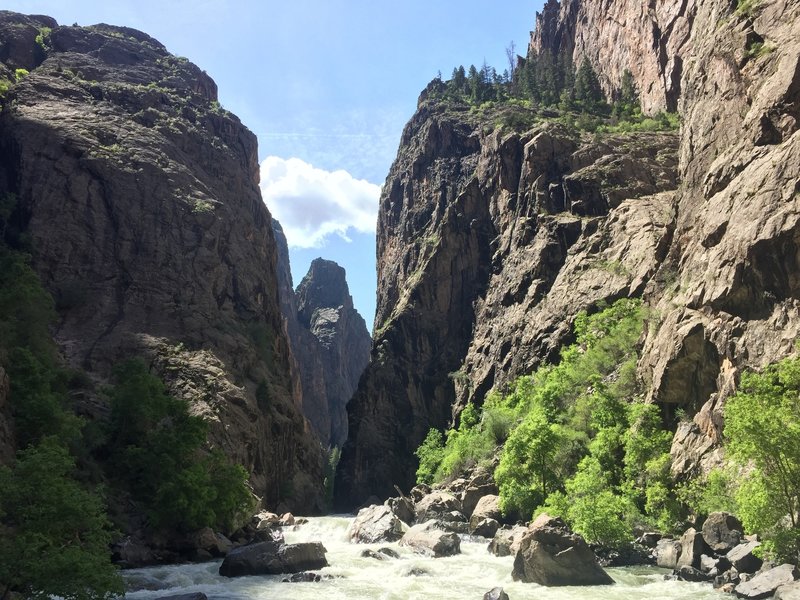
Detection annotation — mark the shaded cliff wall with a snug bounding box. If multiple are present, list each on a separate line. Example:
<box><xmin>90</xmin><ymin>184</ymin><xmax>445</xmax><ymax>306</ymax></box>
<box><xmin>337</xmin><ymin>0</ymin><xmax>800</xmax><ymax>506</ymax></box>
<box><xmin>273</xmin><ymin>221</ymin><xmax>371</xmax><ymax>448</ymax></box>
<box><xmin>0</xmin><ymin>12</ymin><xmax>324</xmax><ymax>511</ymax></box>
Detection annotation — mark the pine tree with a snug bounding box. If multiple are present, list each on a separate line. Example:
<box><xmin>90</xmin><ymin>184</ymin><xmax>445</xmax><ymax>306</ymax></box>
<box><xmin>574</xmin><ymin>57</ymin><xmax>604</xmax><ymax>111</ymax></box>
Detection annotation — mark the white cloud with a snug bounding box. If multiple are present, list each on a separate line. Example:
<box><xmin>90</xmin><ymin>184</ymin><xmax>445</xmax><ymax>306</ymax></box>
<box><xmin>259</xmin><ymin>156</ymin><xmax>381</xmax><ymax>248</ymax></box>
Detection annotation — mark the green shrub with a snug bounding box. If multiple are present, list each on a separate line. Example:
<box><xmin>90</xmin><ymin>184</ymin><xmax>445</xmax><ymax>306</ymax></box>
<box><xmin>724</xmin><ymin>354</ymin><xmax>800</xmax><ymax>562</ymax></box>
<box><xmin>14</xmin><ymin>69</ymin><xmax>29</xmax><ymax>82</ymax></box>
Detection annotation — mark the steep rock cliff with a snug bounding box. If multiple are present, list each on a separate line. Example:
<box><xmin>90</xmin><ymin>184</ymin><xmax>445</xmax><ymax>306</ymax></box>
<box><xmin>0</xmin><ymin>12</ymin><xmax>324</xmax><ymax>511</ymax></box>
<box><xmin>273</xmin><ymin>221</ymin><xmax>371</xmax><ymax>448</ymax></box>
<box><xmin>337</xmin><ymin>0</ymin><xmax>800</xmax><ymax>506</ymax></box>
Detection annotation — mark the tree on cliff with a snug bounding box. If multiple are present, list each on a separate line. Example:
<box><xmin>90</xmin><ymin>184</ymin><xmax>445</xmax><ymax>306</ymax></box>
<box><xmin>574</xmin><ymin>57</ymin><xmax>604</xmax><ymax>110</ymax></box>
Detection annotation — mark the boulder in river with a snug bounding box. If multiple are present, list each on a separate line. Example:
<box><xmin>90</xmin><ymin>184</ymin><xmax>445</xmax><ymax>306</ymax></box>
<box><xmin>400</xmin><ymin>519</ymin><xmax>461</xmax><ymax>557</ymax></box>
<box><xmin>415</xmin><ymin>490</ymin><xmax>463</xmax><ymax>523</ymax></box>
<box><xmin>734</xmin><ymin>564</ymin><xmax>799</xmax><ymax>600</ymax></box>
<box><xmin>677</xmin><ymin>527</ymin><xmax>710</xmax><ymax>569</ymax></box>
<box><xmin>483</xmin><ymin>587</ymin><xmax>510</xmax><ymax>600</ymax></box>
<box><xmin>489</xmin><ymin>524</ymin><xmax>528</xmax><ymax>557</ymax></box>
<box><xmin>347</xmin><ymin>504</ymin><xmax>408</xmax><ymax>543</ymax></box>
<box><xmin>727</xmin><ymin>540</ymin><xmax>763</xmax><ymax>574</ymax></box>
<box><xmin>702</xmin><ymin>512</ymin><xmax>743</xmax><ymax>553</ymax></box>
<box><xmin>470</xmin><ymin>495</ymin><xmax>501</xmax><ymax>529</ymax></box>
<box><xmin>472</xmin><ymin>518</ymin><xmax>500</xmax><ymax>539</ymax></box>
<box><xmin>218</xmin><ymin>540</ymin><xmax>327</xmax><ymax>577</ymax></box>
<box><xmin>655</xmin><ymin>538</ymin><xmax>682</xmax><ymax>569</ymax></box>
<box><xmin>511</xmin><ymin>514</ymin><xmax>614</xmax><ymax>586</ymax></box>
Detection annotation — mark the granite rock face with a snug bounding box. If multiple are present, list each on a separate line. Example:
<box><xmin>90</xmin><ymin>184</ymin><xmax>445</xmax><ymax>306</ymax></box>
<box><xmin>336</xmin><ymin>0</ymin><xmax>800</xmax><ymax>507</ymax></box>
<box><xmin>273</xmin><ymin>226</ymin><xmax>371</xmax><ymax>449</ymax></box>
<box><xmin>0</xmin><ymin>12</ymin><xmax>324</xmax><ymax>510</ymax></box>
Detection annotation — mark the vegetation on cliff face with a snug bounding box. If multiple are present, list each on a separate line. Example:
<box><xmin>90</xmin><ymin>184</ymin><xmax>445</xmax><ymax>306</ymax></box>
<box><xmin>105</xmin><ymin>360</ymin><xmax>254</xmax><ymax>533</ymax></box>
<box><xmin>425</xmin><ymin>49</ymin><xmax>678</xmax><ymax>136</ymax></box>
<box><xmin>0</xmin><ymin>203</ymin><xmax>122</xmax><ymax>598</ymax></box>
<box><xmin>0</xmin><ymin>199</ymin><xmax>251</xmax><ymax>595</ymax></box>
<box><xmin>415</xmin><ymin>299</ymin><xmax>679</xmax><ymax>545</ymax></box>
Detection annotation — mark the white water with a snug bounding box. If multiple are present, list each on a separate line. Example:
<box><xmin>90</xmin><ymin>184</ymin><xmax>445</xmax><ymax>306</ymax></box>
<box><xmin>123</xmin><ymin>516</ymin><xmax>727</xmax><ymax>600</ymax></box>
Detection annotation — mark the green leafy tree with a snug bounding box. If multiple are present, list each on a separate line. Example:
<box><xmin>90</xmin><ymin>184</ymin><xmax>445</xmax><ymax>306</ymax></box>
<box><xmin>725</xmin><ymin>355</ymin><xmax>800</xmax><ymax>561</ymax></box>
<box><xmin>415</xmin><ymin>428</ymin><xmax>445</xmax><ymax>484</ymax></box>
<box><xmin>0</xmin><ymin>438</ymin><xmax>123</xmax><ymax>600</ymax></box>
<box><xmin>496</xmin><ymin>403</ymin><xmax>566</xmax><ymax>517</ymax></box>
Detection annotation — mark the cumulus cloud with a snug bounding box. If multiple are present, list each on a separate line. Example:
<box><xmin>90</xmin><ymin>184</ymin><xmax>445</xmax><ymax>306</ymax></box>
<box><xmin>259</xmin><ymin>156</ymin><xmax>381</xmax><ymax>248</ymax></box>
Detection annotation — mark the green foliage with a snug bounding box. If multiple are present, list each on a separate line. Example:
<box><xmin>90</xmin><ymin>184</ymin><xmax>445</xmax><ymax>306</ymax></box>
<box><xmin>14</xmin><ymin>68</ymin><xmax>29</xmax><ymax>82</ymax></box>
<box><xmin>106</xmin><ymin>359</ymin><xmax>253</xmax><ymax>533</ymax></box>
<box><xmin>677</xmin><ymin>467</ymin><xmax>738</xmax><ymax>518</ymax></box>
<box><xmin>412</xmin><ymin>298</ymin><xmax>680</xmax><ymax>541</ymax></box>
<box><xmin>735</xmin><ymin>0</ymin><xmax>760</xmax><ymax>18</ymax></box>
<box><xmin>497</xmin><ymin>403</ymin><xmax>567</xmax><ymax>516</ymax></box>
<box><xmin>0</xmin><ymin>437</ymin><xmax>123</xmax><ymax>600</ymax></box>
<box><xmin>35</xmin><ymin>27</ymin><xmax>52</xmax><ymax>51</ymax></box>
<box><xmin>574</xmin><ymin>58</ymin><xmax>604</xmax><ymax>111</ymax></box>
<box><xmin>724</xmin><ymin>355</ymin><xmax>800</xmax><ymax>562</ymax></box>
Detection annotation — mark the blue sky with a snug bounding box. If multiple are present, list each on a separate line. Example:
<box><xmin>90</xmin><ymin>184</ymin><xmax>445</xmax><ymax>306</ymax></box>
<box><xmin>6</xmin><ymin>0</ymin><xmax>543</xmax><ymax>328</ymax></box>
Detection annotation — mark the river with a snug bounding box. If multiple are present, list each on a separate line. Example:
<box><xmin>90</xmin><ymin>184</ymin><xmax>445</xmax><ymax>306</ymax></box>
<box><xmin>123</xmin><ymin>516</ymin><xmax>727</xmax><ymax>600</ymax></box>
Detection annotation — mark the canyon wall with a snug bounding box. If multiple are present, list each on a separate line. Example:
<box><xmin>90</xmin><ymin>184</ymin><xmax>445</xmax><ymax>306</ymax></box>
<box><xmin>336</xmin><ymin>0</ymin><xmax>800</xmax><ymax>507</ymax></box>
<box><xmin>0</xmin><ymin>12</ymin><xmax>324</xmax><ymax>512</ymax></box>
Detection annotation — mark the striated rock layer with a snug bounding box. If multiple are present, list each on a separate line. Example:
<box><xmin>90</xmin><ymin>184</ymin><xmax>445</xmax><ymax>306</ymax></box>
<box><xmin>273</xmin><ymin>221</ymin><xmax>371</xmax><ymax>448</ymax></box>
<box><xmin>0</xmin><ymin>12</ymin><xmax>324</xmax><ymax>511</ymax></box>
<box><xmin>336</xmin><ymin>0</ymin><xmax>800</xmax><ymax>506</ymax></box>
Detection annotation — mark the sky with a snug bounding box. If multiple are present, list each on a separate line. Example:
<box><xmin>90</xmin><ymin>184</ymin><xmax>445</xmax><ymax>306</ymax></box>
<box><xmin>5</xmin><ymin>0</ymin><xmax>543</xmax><ymax>329</ymax></box>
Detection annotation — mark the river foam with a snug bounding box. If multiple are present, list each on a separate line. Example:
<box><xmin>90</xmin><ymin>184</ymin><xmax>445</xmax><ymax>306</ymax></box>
<box><xmin>123</xmin><ymin>515</ymin><xmax>727</xmax><ymax>600</ymax></box>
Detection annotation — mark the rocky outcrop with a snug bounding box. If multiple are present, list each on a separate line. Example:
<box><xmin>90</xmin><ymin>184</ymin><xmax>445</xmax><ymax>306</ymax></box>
<box><xmin>273</xmin><ymin>223</ymin><xmax>371</xmax><ymax>448</ymax></box>
<box><xmin>337</xmin><ymin>0</ymin><xmax>800</xmax><ymax>507</ymax></box>
<box><xmin>0</xmin><ymin>13</ymin><xmax>323</xmax><ymax>511</ymax></box>
<box><xmin>511</xmin><ymin>515</ymin><xmax>613</xmax><ymax>586</ymax></box>
<box><xmin>218</xmin><ymin>540</ymin><xmax>328</xmax><ymax>577</ymax></box>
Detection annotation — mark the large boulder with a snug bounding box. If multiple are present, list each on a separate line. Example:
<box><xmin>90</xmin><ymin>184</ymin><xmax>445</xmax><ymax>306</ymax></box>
<box><xmin>347</xmin><ymin>504</ymin><xmax>407</xmax><ymax>543</ymax></box>
<box><xmin>511</xmin><ymin>514</ymin><xmax>614</xmax><ymax>586</ymax></box>
<box><xmin>734</xmin><ymin>564</ymin><xmax>799</xmax><ymax>600</ymax></box>
<box><xmin>185</xmin><ymin>527</ymin><xmax>232</xmax><ymax>559</ymax></box>
<box><xmin>655</xmin><ymin>538</ymin><xmax>682</xmax><ymax>569</ymax></box>
<box><xmin>489</xmin><ymin>525</ymin><xmax>528</xmax><ymax>557</ymax></box>
<box><xmin>386</xmin><ymin>495</ymin><xmax>415</xmax><ymax>525</ymax></box>
<box><xmin>677</xmin><ymin>527</ymin><xmax>710</xmax><ymax>569</ymax></box>
<box><xmin>218</xmin><ymin>541</ymin><xmax>327</xmax><ymax>577</ymax></box>
<box><xmin>399</xmin><ymin>520</ymin><xmax>461</xmax><ymax>557</ymax></box>
<box><xmin>702</xmin><ymin>512</ymin><xmax>743</xmax><ymax>553</ymax></box>
<box><xmin>414</xmin><ymin>491</ymin><xmax>463</xmax><ymax>523</ymax></box>
<box><xmin>472</xmin><ymin>518</ymin><xmax>500</xmax><ymax>539</ymax></box>
<box><xmin>459</xmin><ymin>471</ymin><xmax>499</xmax><ymax>518</ymax></box>
<box><xmin>727</xmin><ymin>541</ymin><xmax>763</xmax><ymax>574</ymax></box>
<box><xmin>469</xmin><ymin>495</ymin><xmax>501</xmax><ymax>530</ymax></box>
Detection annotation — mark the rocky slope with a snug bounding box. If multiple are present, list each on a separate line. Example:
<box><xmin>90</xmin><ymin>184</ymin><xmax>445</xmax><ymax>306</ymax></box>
<box><xmin>0</xmin><ymin>12</ymin><xmax>324</xmax><ymax>512</ymax></box>
<box><xmin>336</xmin><ymin>0</ymin><xmax>800</xmax><ymax>506</ymax></box>
<box><xmin>273</xmin><ymin>221</ymin><xmax>371</xmax><ymax>448</ymax></box>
